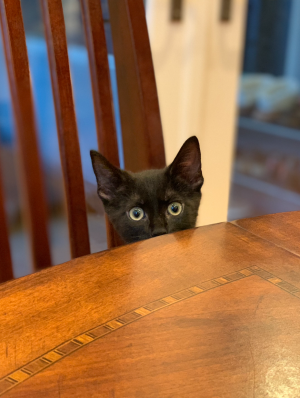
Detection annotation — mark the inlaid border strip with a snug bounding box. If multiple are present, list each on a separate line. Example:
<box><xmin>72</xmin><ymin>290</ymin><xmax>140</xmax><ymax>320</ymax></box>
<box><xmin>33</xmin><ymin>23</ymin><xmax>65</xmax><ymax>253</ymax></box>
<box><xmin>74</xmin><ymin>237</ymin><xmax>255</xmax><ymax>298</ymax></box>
<box><xmin>1</xmin><ymin>266</ymin><xmax>299</xmax><ymax>396</ymax></box>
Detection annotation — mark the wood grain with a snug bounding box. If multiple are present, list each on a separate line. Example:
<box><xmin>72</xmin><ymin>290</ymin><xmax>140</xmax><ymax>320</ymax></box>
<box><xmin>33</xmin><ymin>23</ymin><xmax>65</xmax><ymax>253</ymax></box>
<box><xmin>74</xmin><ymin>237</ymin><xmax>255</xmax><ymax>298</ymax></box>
<box><xmin>4</xmin><ymin>274</ymin><xmax>300</xmax><ymax>397</ymax></box>
<box><xmin>232</xmin><ymin>211</ymin><xmax>300</xmax><ymax>256</ymax></box>
<box><xmin>0</xmin><ymin>0</ymin><xmax>51</xmax><ymax>271</ymax></box>
<box><xmin>40</xmin><ymin>0</ymin><xmax>90</xmax><ymax>258</ymax></box>
<box><xmin>0</xmin><ymin>160</ymin><xmax>13</xmax><ymax>282</ymax></box>
<box><xmin>79</xmin><ymin>0</ymin><xmax>123</xmax><ymax>249</ymax></box>
<box><xmin>2</xmin><ymin>263</ymin><xmax>300</xmax><ymax>396</ymax></box>
<box><xmin>1</xmin><ymin>212</ymin><xmax>300</xmax><ymax>396</ymax></box>
<box><xmin>108</xmin><ymin>0</ymin><xmax>166</xmax><ymax>172</ymax></box>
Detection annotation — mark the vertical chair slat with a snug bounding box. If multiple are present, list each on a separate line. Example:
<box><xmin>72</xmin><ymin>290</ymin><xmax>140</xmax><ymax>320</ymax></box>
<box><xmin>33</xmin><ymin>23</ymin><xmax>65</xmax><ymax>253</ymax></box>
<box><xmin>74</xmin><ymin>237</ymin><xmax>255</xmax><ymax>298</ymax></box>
<box><xmin>80</xmin><ymin>0</ymin><xmax>119</xmax><ymax>167</ymax></box>
<box><xmin>0</xmin><ymin>0</ymin><xmax>51</xmax><ymax>271</ymax></box>
<box><xmin>40</xmin><ymin>0</ymin><xmax>90</xmax><ymax>258</ymax></box>
<box><xmin>0</xmin><ymin>162</ymin><xmax>13</xmax><ymax>282</ymax></box>
<box><xmin>108</xmin><ymin>0</ymin><xmax>166</xmax><ymax>172</ymax></box>
<box><xmin>80</xmin><ymin>0</ymin><xmax>123</xmax><ymax>249</ymax></box>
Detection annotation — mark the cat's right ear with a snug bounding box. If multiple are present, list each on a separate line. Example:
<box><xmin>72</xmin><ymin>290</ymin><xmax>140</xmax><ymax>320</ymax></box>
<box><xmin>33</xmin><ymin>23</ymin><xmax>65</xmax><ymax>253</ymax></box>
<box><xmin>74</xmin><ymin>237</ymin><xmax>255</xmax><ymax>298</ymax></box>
<box><xmin>90</xmin><ymin>150</ymin><xmax>125</xmax><ymax>202</ymax></box>
<box><xmin>168</xmin><ymin>136</ymin><xmax>204</xmax><ymax>191</ymax></box>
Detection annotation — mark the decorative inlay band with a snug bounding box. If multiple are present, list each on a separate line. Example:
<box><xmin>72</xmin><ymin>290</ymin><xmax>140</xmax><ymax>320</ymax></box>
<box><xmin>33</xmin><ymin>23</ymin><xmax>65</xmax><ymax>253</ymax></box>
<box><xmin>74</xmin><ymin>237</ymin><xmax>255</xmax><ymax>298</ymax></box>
<box><xmin>1</xmin><ymin>266</ymin><xmax>299</xmax><ymax>396</ymax></box>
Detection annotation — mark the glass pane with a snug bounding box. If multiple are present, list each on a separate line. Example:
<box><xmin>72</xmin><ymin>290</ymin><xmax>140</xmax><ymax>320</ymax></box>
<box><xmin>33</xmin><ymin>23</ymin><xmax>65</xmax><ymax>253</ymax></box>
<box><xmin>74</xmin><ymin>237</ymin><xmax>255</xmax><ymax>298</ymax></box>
<box><xmin>229</xmin><ymin>0</ymin><xmax>300</xmax><ymax>220</ymax></box>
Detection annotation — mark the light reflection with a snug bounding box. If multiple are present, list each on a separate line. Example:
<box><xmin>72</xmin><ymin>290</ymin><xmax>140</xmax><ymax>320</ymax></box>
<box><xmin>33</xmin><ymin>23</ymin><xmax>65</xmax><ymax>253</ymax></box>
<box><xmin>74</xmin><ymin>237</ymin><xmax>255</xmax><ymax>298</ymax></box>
<box><xmin>265</xmin><ymin>358</ymin><xmax>300</xmax><ymax>397</ymax></box>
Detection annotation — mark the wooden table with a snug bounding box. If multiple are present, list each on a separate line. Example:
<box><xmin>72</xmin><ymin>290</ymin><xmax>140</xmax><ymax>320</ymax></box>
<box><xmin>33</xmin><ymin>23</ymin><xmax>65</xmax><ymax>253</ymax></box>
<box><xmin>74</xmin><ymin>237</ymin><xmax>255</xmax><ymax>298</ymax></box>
<box><xmin>1</xmin><ymin>212</ymin><xmax>300</xmax><ymax>397</ymax></box>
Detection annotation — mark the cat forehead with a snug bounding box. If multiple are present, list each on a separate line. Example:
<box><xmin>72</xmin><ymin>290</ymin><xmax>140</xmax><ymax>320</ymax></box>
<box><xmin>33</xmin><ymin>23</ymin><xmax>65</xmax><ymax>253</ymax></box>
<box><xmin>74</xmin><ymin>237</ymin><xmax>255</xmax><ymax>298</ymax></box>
<box><xmin>130</xmin><ymin>168</ymin><xmax>166</xmax><ymax>187</ymax></box>
<box><xmin>128</xmin><ymin>169</ymin><xmax>180</xmax><ymax>202</ymax></box>
<box><xmin>128</xmin><ymin>168</ymin><xmax>168</xmax><ymax>198</ymax></box>
<box><xmin>131</xmin><ymin>168</ymin><xmax>166</xmax><ymax>180</ymax></box>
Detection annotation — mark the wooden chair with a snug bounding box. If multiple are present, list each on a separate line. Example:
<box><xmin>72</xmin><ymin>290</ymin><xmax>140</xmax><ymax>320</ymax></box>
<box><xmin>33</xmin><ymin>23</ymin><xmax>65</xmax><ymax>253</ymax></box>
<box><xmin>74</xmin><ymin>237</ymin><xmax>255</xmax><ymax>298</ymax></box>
<box><xmin>0</xmin><ymin>0</ymin><xmax>165</xmax><ymax>283</ymax></box>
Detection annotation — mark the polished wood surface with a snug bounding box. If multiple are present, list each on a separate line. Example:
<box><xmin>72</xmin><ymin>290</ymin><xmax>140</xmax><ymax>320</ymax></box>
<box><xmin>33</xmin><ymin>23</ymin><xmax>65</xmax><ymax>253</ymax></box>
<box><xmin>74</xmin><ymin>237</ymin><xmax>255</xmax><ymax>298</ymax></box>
<box><xmin>1</xmin><ymin>212</ymin><xmax>300</xmax><ymax>397</ymax></box>
<box><xmin>233</xmin><ymin>211</ymin><xmax>300</xmax><ymax>256</ymax></box>
<box><xmin>108</xmin><ymin>0</ymin><xmax>166</xmax><ymax>172</ymax></box>
<box><xmin>41</xmin><ymin>0</ymin><xmax>90</xmax><ymax>258</ymax></box>
<box><xmin>0</xmin><ymin>0</ymin><xmax>52</xmax><ymax>272</ymax></box>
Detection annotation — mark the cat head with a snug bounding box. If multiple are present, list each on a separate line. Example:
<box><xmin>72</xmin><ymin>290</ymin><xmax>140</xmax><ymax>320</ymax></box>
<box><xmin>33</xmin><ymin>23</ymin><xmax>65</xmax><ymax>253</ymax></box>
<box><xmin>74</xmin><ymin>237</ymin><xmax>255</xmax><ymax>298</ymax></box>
<box><xmin>90</xmin><ymin>136</ymin><xmax>204</xmax><ymax>243</ymax></box>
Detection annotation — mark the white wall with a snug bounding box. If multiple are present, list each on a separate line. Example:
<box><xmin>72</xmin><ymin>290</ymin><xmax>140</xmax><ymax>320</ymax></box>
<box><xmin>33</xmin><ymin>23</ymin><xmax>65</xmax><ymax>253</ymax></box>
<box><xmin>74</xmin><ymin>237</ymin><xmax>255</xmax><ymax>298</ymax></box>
<box><xmin>147</xmin><ymin>0</ymin><xmax>247</xmax><ymax>226</ymax></box>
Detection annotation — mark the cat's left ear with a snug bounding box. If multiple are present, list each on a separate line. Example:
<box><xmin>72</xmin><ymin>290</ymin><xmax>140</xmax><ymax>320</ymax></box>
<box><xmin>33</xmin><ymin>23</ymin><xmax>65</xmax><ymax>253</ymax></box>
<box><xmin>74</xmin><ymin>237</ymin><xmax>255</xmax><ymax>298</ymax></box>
<box><xmin>168</xmin><ymin>136</ymin><xmax>204</xmax><ymax>191</ymax></box>
<box><xmin>90</xmin><ymin>150</ymin><xmax>128</xmax><ymax>202</ymax></box>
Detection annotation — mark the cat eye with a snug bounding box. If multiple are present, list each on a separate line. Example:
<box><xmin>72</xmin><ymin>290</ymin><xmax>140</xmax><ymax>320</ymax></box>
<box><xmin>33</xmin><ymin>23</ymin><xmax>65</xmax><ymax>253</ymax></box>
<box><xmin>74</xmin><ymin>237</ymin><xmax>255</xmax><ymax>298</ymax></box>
<box><xmin>168</xmin><ymin>202</ymin><xmax>183</xmax><ymax>216</ymax></box>
<box><xmin>128</xmin><ymin>207</ymin><xmax>145</xmax><ymax>221</ymax></box>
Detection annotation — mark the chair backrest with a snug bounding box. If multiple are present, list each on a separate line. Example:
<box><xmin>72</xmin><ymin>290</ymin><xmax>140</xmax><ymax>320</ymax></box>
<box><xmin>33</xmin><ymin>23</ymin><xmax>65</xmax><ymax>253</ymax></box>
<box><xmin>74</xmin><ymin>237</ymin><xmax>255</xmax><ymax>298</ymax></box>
<box><xmin>0</xmin><ymin>0</ymin><xmax>165</xmax><ymax>283</ymax></box>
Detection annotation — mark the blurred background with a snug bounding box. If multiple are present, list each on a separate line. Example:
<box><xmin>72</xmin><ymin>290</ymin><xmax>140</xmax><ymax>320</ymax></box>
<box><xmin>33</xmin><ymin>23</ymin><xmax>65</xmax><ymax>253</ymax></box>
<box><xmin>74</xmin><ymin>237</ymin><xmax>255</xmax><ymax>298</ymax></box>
<box><xmin>1</xmin><ymin>0</ymin><xmax>300</xmax><ymax>277</ymax></box>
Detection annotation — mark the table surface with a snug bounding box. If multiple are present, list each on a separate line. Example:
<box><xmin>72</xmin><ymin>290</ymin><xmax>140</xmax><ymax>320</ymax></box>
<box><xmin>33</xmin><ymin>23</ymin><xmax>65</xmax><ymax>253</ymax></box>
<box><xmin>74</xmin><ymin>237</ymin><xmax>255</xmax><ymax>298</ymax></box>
<box><xmin>1</xmin><ymin>211</ymin><xmax>300</xmax><ymax>397</ymax></box>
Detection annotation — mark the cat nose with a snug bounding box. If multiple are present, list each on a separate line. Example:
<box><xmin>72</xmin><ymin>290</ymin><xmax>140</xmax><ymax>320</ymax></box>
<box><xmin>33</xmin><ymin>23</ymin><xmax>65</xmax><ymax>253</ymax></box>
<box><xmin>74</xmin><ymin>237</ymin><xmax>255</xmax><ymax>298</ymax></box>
<box><xmin>152</xmin><ymin>228</ymin><xmax>167</xmax><ymax>238</ymax></box>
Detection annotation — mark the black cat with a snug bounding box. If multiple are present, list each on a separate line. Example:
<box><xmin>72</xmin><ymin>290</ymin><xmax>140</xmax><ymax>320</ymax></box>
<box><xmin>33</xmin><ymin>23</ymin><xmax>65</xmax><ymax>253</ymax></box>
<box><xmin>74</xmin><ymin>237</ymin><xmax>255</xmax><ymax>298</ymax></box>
<box><xmin>90</xmin><ymin>136</ymin><xmax>204</xmax><ymax>243</ymax></box>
